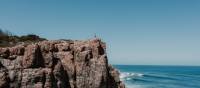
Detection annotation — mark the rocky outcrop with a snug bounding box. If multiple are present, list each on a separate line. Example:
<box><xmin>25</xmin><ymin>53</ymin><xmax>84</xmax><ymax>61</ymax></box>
<box><xmin>0</xmin><ymin>38</ymin><xmax>125</xmax><ymax>88</ymax></box>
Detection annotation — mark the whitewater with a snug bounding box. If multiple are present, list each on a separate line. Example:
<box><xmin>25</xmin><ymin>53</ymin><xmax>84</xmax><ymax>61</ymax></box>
<box><xmin>115</xmin><ymin>65</ymin><xmax>200</xmax><ymax>88</ymax></box>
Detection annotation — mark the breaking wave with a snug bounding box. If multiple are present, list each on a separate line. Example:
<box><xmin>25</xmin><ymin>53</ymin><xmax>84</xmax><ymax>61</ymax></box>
<box><xmin>116</xmin><ymin>65</ymin><xmax>200</xmax><ymax>88</ymax></box>
<box><xmin>120</xmin><ymin>72</ymin><xmax>144</xmax><ymax>81</ymax></box>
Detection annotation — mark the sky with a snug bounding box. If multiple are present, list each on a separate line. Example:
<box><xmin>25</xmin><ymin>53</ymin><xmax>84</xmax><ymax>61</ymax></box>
<box><xmin>0</xmin><ymin>0</ymin><xmax>200</xmax><ymax>66</ymax></box>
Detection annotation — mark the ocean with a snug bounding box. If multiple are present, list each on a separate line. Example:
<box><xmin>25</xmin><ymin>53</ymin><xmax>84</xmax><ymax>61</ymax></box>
<box><xmin>114</xmin><ymin>65</ymin><xmax>200</xmax><ymax>88</ymax></box>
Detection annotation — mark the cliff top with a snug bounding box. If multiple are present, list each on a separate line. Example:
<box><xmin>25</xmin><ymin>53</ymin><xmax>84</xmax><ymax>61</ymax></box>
<box><xmin>0</xmin><ymin>29</ymin><xmax>46</xmax><ymax>47</ymax></box>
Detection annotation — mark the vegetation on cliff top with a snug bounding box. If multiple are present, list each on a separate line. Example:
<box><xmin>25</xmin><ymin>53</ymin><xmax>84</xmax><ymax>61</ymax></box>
<box><xmin>0</xmin><ymin>29</ymin><xmax>46</xmax><ymax>47</ymax></box>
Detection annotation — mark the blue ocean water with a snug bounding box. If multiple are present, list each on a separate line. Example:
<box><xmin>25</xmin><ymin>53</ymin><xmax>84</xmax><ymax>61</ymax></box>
<box><xmin>114</xmin><ymin>65</ymin><xmax>200</xmax><ymax>88</ymax></box>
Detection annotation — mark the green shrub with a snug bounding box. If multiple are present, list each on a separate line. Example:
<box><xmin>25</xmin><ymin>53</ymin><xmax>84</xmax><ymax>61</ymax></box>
<box><xmin>0</xmin><ymin>29</ymin><xmax>46</xmax><ymax>47</ymax></box>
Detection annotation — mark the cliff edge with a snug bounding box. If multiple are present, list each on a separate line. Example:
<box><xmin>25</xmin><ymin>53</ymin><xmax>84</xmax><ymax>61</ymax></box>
<box><xmin>0</xmin><ymin>38</ymin><xmax>125</xmax><ymax>88</ymax></box>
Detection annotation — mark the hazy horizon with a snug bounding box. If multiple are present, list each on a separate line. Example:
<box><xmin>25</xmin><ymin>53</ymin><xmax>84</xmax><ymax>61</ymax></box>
<box><xmin>0</xmin><ymin>0</ymin><xmax>200</xmax><ymax>66</ymax></box>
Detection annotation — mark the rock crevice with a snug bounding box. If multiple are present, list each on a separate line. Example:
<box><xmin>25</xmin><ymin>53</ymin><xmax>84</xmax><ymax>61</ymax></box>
<box><xmin>0</xmin><ymin>38</ymin><xmax>125</xmax><ymax>88</ymax></box>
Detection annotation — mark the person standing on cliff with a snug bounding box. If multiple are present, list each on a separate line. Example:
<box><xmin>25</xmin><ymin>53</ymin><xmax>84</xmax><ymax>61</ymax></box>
<box><xmin>94</xmin><ymin>33</ymin><xmax>97</xmax><ymax>38</ymax></box>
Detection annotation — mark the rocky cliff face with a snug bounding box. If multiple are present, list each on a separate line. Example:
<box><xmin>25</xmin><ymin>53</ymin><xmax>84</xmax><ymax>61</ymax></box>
<box><xmin>0</xmin><ymin>38</ymin><xmax>125</xmax><ymax>88</ymax></box>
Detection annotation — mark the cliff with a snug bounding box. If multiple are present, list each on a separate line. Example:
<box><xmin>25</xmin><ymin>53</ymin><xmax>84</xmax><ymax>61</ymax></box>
<box><xmin>0</xmin><ymin>38</ymin><xmax>125</xmax><ymax>88</ymax></box>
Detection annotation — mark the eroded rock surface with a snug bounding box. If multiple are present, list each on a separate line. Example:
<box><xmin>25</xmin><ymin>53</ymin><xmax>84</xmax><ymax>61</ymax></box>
<box><xmin>0</xmin><ymin>38</ymin><xmax>125</xmax><ymax>88</ymax></box>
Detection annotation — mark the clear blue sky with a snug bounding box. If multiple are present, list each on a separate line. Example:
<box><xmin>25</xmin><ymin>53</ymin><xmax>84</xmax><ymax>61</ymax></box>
<box><xmin>0</xmin><ymin>0</ymin><xmax>200</xmax><ymax>66</ymax></box>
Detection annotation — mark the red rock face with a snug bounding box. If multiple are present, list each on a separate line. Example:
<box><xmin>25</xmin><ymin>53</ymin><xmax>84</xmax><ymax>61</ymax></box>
<box><xmin>0</xmin><ymin>38</ymin><xmax>125</xmax><ymax>88</ymax></box>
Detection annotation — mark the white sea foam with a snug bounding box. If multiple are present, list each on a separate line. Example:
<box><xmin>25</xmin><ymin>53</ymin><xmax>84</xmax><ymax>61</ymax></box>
<box><xmin>120</xmin><ymin>72</ymin><xmax>144</xmax><ymax>81</ymax></box>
